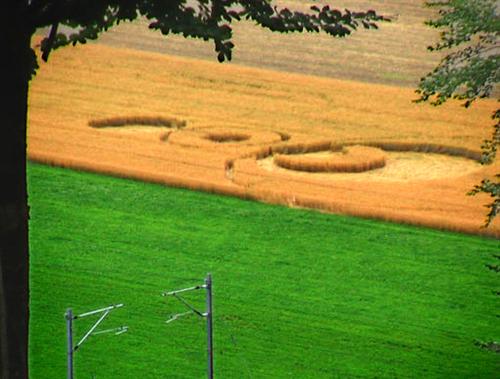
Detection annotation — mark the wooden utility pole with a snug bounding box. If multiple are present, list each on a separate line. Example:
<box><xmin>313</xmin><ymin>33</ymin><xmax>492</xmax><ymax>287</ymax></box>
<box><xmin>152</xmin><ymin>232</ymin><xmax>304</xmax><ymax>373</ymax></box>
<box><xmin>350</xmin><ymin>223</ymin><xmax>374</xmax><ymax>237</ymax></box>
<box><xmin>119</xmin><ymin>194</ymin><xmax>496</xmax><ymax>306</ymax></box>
<box><xmin>163</xmin><ymin>273</ymin><xmax>214</xmax><ymax>378</ymax></box>
<box><xmin>205</xmin><ymin>274</ymin><xmax>213</xmax><ymax>379</ymax></box>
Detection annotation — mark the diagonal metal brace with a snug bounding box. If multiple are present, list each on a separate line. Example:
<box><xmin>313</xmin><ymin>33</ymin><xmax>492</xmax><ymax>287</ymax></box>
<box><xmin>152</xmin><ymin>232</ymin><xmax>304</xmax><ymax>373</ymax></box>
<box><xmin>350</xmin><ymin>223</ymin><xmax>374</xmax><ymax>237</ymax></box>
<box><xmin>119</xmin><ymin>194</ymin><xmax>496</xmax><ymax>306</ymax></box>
<box><xmin>162</xmin><ymin>282</ymin><xmax>207</xmax><ymax>324</ymax></box>
<box><xmin>172</xmin><ymin>293</ymin><xmax>206</xmax><ymax>318</ymax></box>
<box><xmin>74</xmin><ymin>310</ymin><xmax>110</xmax><ymax>350</ymax></box>
<box><xmin>72</xmin><ymin>304</ymin><xmax>127</xmax><ymax>351</ymax></box>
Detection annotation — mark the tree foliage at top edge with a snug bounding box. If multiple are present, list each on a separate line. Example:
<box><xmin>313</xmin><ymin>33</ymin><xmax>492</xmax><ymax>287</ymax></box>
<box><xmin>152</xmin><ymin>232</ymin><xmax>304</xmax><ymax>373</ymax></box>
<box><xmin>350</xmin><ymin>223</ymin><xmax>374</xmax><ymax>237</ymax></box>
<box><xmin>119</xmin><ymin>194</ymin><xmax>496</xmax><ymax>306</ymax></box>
<box><xmin>416</xmin><ymin>0</ymin><xmax>499</xmax><ymax>107</ymax></box>
<box><xmin>21</xmin><ymin>0</ymin><xmax>388</xmax><ymax>78</ymax></box>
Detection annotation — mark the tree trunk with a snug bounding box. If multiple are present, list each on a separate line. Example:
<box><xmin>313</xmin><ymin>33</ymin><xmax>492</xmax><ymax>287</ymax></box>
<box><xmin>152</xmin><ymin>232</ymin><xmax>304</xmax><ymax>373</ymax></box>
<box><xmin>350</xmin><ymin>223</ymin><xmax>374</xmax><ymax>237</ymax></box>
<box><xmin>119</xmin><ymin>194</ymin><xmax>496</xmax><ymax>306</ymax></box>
<box><xmin>1</xmin><ymin>8</ymin><xmax>32</xmax><ymax>378</ymax></box>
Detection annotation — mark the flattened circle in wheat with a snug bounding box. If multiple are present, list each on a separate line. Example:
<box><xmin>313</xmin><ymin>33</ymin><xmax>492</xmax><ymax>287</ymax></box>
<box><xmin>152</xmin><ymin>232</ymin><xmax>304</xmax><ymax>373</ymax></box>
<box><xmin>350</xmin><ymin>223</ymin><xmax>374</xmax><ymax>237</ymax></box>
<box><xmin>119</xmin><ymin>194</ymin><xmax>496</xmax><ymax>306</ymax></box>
<box><xmin>245</xmin><ymin>141</ymin><xmax>483</xmax><ymax>183</ymax></box>
<box><xmin>89</xmin><ymin>115</ymin><xmax>187</xmax><ymax>129</ymax></box>
<box><xmin>166</xmin><ymin>127</ymin><xmax>283</xmax><ymax>148</ymax></box>
<box><xmin>274</xmin><ymin>145</ymin><xmax>387</xmax><ymax>173</ymax></box>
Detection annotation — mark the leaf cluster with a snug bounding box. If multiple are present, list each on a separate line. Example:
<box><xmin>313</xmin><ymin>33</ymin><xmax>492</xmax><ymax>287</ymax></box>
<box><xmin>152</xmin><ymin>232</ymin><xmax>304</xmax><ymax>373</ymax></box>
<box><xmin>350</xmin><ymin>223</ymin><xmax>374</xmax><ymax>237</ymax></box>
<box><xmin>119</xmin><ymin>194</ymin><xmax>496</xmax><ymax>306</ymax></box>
<box><xmin>416</xmin><ymin>0</ymin><xmax>499</xmax><ymax>107</ymax></box>
<box><xmin>468</xmin><ymin>174</ymin><xmax>500</xmax><ymax>226</ymax></box>
<box><xmin>480</xmin><ymin>109</ymin><xmax>500</xmax><ymax>164</ymax></box>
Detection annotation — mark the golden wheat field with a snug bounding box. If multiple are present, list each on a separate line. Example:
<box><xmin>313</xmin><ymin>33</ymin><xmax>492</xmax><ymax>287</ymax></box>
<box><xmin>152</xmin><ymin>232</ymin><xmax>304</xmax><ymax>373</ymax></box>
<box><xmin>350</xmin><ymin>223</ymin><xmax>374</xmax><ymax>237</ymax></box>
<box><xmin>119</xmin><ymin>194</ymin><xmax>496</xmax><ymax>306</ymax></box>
<box><xmin>28</xmin><ymin>2</ymin><xmax>499</xmax><ymax>237</ymax></box>
<box><xmin>95</xmin><ymin>0</ymin><xmax>445</xmax><ymax>88</ymax></box>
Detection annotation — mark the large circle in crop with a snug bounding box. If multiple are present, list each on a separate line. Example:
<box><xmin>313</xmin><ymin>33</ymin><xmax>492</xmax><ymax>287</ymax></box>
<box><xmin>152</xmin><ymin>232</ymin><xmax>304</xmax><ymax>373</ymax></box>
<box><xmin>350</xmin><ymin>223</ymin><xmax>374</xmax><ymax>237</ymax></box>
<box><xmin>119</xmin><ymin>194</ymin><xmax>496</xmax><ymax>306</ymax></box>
<box><xmin>259</xmin><ymin>149</ymin><xmax>481</xmax><ymax>182</ymax></box>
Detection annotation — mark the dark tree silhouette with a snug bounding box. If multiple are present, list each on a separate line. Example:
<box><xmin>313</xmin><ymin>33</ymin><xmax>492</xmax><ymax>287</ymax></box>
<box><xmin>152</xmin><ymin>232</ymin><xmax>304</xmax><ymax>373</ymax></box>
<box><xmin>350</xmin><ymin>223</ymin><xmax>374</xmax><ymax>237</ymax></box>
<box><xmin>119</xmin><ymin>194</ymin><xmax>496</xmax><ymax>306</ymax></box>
<box><xmin>1</xmin><ymin>1</ymin><xmax>386</xmax><ymax>377</ymax></box>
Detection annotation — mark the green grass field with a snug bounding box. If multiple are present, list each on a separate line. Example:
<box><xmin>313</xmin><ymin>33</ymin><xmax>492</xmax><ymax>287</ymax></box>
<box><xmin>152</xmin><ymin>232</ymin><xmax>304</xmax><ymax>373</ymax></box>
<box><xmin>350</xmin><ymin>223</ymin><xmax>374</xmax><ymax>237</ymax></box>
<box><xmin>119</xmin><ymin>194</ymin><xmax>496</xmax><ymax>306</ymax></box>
<box><xmin>28</xmin><ymin>163</ymin><xmax>498</xmax><ymax>378</ymax></box>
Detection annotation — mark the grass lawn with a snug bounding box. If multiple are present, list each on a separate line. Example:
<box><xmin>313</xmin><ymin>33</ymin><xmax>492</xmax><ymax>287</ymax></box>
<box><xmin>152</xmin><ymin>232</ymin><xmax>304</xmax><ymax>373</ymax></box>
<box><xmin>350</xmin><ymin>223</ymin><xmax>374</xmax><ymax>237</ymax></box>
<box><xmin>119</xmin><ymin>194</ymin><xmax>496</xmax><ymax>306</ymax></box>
<box><xmin>28</xmin><ymin>163</ymin><xmax>499</xmax><ymax>378</ymax></box>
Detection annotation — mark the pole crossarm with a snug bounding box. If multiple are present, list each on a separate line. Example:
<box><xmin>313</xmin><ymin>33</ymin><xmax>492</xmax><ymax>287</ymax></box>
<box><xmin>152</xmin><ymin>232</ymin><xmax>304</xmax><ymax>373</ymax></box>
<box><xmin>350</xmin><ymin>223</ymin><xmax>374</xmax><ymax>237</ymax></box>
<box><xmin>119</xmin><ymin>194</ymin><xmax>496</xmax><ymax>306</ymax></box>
<box><xmin>162</xmin><ymin>285</ymin><xmax>205</xmax><ymax>297</ymax></box>
<box><xmin>74</xmin><ymin>303</ymin><xmax>124</xmax><ymax>319</ymax></box>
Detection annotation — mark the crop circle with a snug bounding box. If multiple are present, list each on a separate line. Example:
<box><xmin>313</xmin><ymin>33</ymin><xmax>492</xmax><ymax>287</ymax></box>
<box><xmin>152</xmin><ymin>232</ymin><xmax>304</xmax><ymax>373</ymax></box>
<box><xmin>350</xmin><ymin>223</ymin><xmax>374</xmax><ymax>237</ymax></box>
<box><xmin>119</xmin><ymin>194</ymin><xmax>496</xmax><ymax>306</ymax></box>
<box><xmin>273</xmin><ymin>145</ymin><xmax>386</xmax><ymax>173</ymax></box>
<box><xmin>89</xmin><ymin>116</ymin><xmax>186</xmax><ymax>129</ymax></box>
<box><xmin>253</xmin><ymin>142</ymin><xmax>483</xmax><ymax>182</ymax></box>
<box><xmin>166</xmin><ymin>127</ymin><xmax>283</xmax><ymax>148</ymax></box>
<box><xmin>204</xmin><ymin>132</ymin><xmax>251</xmax><ymax>143</ymax></box>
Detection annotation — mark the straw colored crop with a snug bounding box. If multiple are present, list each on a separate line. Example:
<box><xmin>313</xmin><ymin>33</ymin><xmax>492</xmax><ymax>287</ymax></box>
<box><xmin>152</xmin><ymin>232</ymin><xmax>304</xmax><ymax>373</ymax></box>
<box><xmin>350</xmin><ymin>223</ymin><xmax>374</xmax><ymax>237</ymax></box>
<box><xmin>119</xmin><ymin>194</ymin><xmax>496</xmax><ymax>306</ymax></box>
<box><xmin>28</xmin><ymin>32</ymin><xmax>499</xmax><ymax>236</ymax></box>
